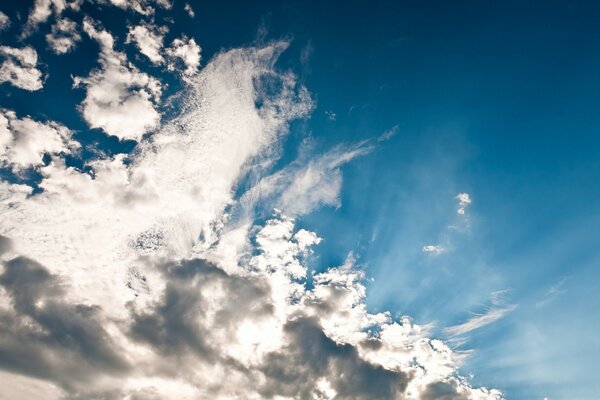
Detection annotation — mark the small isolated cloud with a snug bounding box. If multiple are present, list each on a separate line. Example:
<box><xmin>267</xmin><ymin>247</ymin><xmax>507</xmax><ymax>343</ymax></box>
<box><xmin>166</xmin><ymin>35</ymin><xmax>201</xmax><ymax>76</ymax></box>
<box><xmin>378</xmin><ymin>124</ymin><xmax>399</xmax><ymax>142</ymax></box>
<box><xmin>126</xmin><ymin>23</ymin><xmax>168</xmax><ymax>65</ymax></box>
<box><xmin>73</xmin><ymin>19</ymin><xmax>162</xmax><ymax>140</ymax></box>
<box><xmin>46</xmin><ymin>18</ymin><xmax>81</xmax><ymax>54</ymax></box>
<box><xmin>0</xmin><ymin>11</ymin><xmax>10</xmax><ymax>31</ymax></box>
<box><xmin>22</xmin><ymin>0</ymin><xmax>81</xmax><ymax>37</ymax></box>
<box><xmin>325</xmin><ymin>110</ymin><xmax>336</xmax><ymax>121</ymax></box>
<box><xmin>456</xmin><ymin>192</ymin><xmax>471</xmax><ymax>215</ymax></box>
<box><xmin>535</xmin><ymin>278</ymin><xmax>568</xmax><ymax>308</ymax></box>
<box><xmin>184</xmin><ymin>2</ymin><xmax>195</xmax><ymax>17</ymax></box>
<box><xmin>0</xmin><ymin>109</ymin><xmax>79</xmax><ymax>171</ymax></box>
<box><xmin>0</xmin><ymin>46</ymin><xmax>44</xmax><ymax>91</ymax></box>
<box><xmin>422</xmin><ymin>244</ymin><xmax>445</xmax><ymax>255</ymax></box>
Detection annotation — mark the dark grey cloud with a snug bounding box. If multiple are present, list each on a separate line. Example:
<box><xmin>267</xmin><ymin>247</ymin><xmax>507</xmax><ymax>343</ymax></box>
<box><xmin>0</xmin><ymin>257</ymin><xmax>128</xmax><ymax>393</ymax></box>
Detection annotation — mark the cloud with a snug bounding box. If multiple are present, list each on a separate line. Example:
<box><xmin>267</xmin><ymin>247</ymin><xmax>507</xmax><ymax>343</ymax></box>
<box><xmin>241</xmin><ymin>142</ymin><xmax>370</xmax><ymax>217</ymax></box>
<box><xmin>184</xmin><ymin>3</ymin><xmax>195</xmax><ymax>18</ymax></box>
<box><xmin>535</xmin><ymin>278</ymin><xmax>568</xmax><ymax>308</ymax></box>
<box><xmin>46</xmin><ymin>18</ymin><xmax>81</xmax><ymax>54</ymax></box>
<box><xmin>166</xmin><ymin>36</ymin><xmax>201</xmax><ymax>76</ymax></box>
<box><xmin>22</xmin><ymin>0</ymin><xmax>81</xmax><ymax>37</ymax></box>
<box><xmin>422</xmin><ymin>244</ymin><xmax>446</xmax><ymax>254</ymax></box>
<box><xmin>0</xmin><ymin>35</ymin><xmax>502</xmax><ymax>399</ymax></box>
<box><xmin>456</xmin><ymin>192</ymin><xmax>471</xmax><ymax>215</ymax></box>
<box><xmin>0</xmin><ymin>11</ymin><xmax>10</xmax><ymax>31</ymax></box>
<box><xmin>325</xmin><ymin>110</ymin><xmax>336</xmax><ymax>121</ymax></box>
<box><xmin>0</xmin><ymin>46</ymin><xmax>44</xmax><ymax>91</ymax></box>
<box><xmin>127</xmin><ymin>23</ymin><xmax>168</xmax><ymax>65</ymax></box>
<box><xmin>73</xmin><ymin>19</ymin><xmax>162</xmax><ymax>140</ymax></box>
<box><xmin>0</xmin><ymin>109</ymin><xmax>78</xmax><ymax>171</ymax></box>
<box><xmin>97</xmin><ymin>0</ymin><xmax>172</xmax><ymax>16</ymax></box>
<box><xmin>444</xmin><ymin>291</ymin><xmax>516</xmax><ymax>338</ymax></box>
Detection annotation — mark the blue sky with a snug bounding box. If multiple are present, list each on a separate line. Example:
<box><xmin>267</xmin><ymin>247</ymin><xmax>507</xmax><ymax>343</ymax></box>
<box><xmin>0</xmin><ymin>1</ymin><xmax>599</xmax><ymax>399</ymax></box>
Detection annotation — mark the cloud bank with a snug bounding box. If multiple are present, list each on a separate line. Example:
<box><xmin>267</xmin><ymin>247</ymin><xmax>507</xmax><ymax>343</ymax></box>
<box><xmin>0</xmin><ymin>5</ymin><xmax>503</xmax><ymax>399</ymax></box>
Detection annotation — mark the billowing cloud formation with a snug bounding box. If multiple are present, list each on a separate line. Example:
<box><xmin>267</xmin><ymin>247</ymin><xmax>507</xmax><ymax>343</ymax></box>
<box><xmin>0</xmin><ymin>34</ymin><xmax>502</xmax><ymax>400</ymax></box>
<box><xmin>46</xmin><ymin>17</ymin><xmax>81</xmax><ymax>54</ymax></box>
<box><xmin>22</xmin><ymin>0</ymin><xmax>82</xmax><ymax>36</ymax></box>
<box><xmin>0</xmin><ymin>109</ymin><xmax>78</xmax><ymax>171</ymax></box>
<box><xmin>0</xmin><ymin>46</ymin><xmax>44</xmax><ymax>91</ymax></box>
<box><xmin>127</xmin><ymin>23</ymin><xmax>168</xmax><ymax>65</ymax></box>
<box><xmin>73</xmin><ymin>18</ymin><xmax>162</xmax><ymax>140</ymax></box>
<box><xmin>166</xmin><ymin>35</ymin><xmax>201</xmax><ymax>76</ymax></box>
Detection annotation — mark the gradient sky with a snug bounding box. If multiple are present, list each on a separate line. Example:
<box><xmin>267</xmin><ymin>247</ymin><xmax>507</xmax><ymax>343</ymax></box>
<box><xmin>1</xmin><ymin>1</ymin><xmax>599</xmax><ymax>399</ymax></box>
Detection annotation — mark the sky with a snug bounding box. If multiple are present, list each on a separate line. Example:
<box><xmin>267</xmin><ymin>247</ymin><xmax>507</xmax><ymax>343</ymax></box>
<box><xmin>0</xmin><ymin>1</ymin><xmax>599</xmax><ymax>399</ymax></box>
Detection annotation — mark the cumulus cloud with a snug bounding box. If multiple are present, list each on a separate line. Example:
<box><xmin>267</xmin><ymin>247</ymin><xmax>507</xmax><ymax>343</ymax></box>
<box><xmin>456</xmin><ymin>192</ymin><xmax>472</xmax><ymax>215</ymax></box>
<box><xmin>46</xmin><ymin>18</ymin><xmax>81</xmax><ymax>54</ymax></box>
<box><xmin>422</xmin><ymin>244</ymin><xmax>445</xmax><ymax>254</ymax></box>
<box><xmin>0</xmin><ymin>46</ymin><xmax>44</xmax><ymax>91</ymax></box>
<box><xmin>0</xmin><ymin>38</ymin><xmax>502</xmax><ymax>399</ymax></box>
<box><xmin>73</xmin><ymin>19</ymin><xmax>162</xmax><ymax>140</ymax></box>
<box><xmin>127</xmin><ymin>23</ymin><xmax>168</xmax><ymax>65</ymax></box>
<box><xmin>184</xmin><ymin>3</ymin><xmax>195</xmax><ymax>18</ymax></box>
<box><xmin>0</xmin><ymin>109</ymin><xmax>78</xmax><ymax>171</ymax></box>
<box><xmin>22</xmin><ymin>0</ymin><xmax>81</xmax><ymax>36</ymax></box>
<box><xmin>166</xmin><ymin>35</ymin><xmax>201</xmax><ymax>76</ymax></box>
<box><xmin>0</xmin><ymin>11</ymin><xmax>9</xmax><ymax>31</ymax></box>
<box><xmin>97</xmin><ymin>0</ymin><xmax>172</xmax><ymax>15</ymax></box>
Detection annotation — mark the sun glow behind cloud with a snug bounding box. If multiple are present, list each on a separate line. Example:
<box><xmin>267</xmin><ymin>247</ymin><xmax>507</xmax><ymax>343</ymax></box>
<box><xmin>0</xmin><ymin>2</ymin><xmax>505</xmax><ymax>399</ymax></box>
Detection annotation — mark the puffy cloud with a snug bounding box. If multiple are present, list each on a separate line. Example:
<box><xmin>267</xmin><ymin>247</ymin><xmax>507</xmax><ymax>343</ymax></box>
<box><xmin>0</xmin><ymin>46</ymin><xmax>44</xmax><ymax>91</ymax></box>
<box><xmin>46</xmin><ymin>18</ymin><xmax>81</xmax><ymax>54</ymax></box>
<box><xmin>166</xmin><ymin>35</ymin><xmax>201</xmax><ymax>76</ymax></box>
<box><xmin>184</xmin><ymin>3</ymin><xmax>195</xmax><ymax>18</ymax></box>
<box><xmin>98</xmin><ymin>0</ymin><xmax>172</xmax><ymax>16</ymax></box>
<box><xmin>422</xmin><ymin>244</ymin><xmax>445</xmax><ymax>254</ymax></box>
<box><xmin>456</xmin><ymin>192</ymin><xmax>472</xmax><ymax>215</ymax></box>
<box><xmin>73</xmin><ymin>19</ymin><xmax>162</xmax><ymax>140</ymax></box>
<box><xmin>0</xmin><ymin>109</ymin><xmax>78</xmax><ymax>171</ymax></box>
<box><xmin>0</xmin><ymin>11</ymin><xmax>9</xmax><ymax>31</ymax></box>
<box><xmin>22</xmin><ymin>0</ymin><xmax>81</xmax><ymax>36</ymax></box>
<box><xmin>127</xmin><ymin>23</ymin><xmax>168</xmax><ymax>65</ymax></box>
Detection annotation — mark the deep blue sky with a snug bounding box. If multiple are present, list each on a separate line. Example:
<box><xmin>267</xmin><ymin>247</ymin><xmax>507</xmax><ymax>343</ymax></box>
<box><xmin>2</xmin><ymin>1</ymin><xmax>600</xmax><ymax>398</ymax></box>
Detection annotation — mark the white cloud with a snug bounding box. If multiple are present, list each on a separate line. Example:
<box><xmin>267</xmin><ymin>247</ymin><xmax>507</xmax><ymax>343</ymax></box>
<box><xmin>0</xmin><ymin>109</ymin><xmax>78</xmax><ymax>171</ymax></box>
<box><xmin>22</xmin><ymin>0</ymin><xmax>81</xmax><ymax>36</ymax></box>
<box><xmin>97</xmin><ymin>0</ymin><xmax>172</xmax><ymax>15</ymax></box>
<box><xmin>422</xmin><ymin>244</ymin><xmax>445</xmax><ymax>254</ymax></box>
<box><xmin>456</xmin><ymin>192</ymin><xmax>472</xmax><ymax>215</ymax></box>
<box><xmin>46</xmin><ymin>18</ymin><xmax>81</xmax><ymax>54</ymax></box>
<box><xmin>444</xmin><ymin>291</ymin><xmax>516</xmax><ymax>338</ymax></box>
<box><xmin>0</xmin><ymin>46</ymin><xmax>44</xmax><ymax>91</ymax></box>
<box><xmin>166</xmin><ymin>36</ymin><xmax>201</xmax><ymax>76</ymax></box>
<box><xmin>0</xmin><ymin>11</ymin><xmax>10</xmax><ymax>31</ymax></box>
<box><xmin>535</xmin><ymin>278</ymin><xmax>568</xmax><ymax>308</ymax></box>
<box><xmin>126</xmin><ymin>23</ymin><xmax>168</xmax><ymax>65</ymax></box>
<box><xmin>241</xmin><ymin>142</ymin><xmax>370</xmax><ymax>216</ymax></box>
<box><xmin>325</xmin><ymin>110</ymin><xmax>336</xmax><ymax>121</ymax></box>
<box><xmin>73</xmin><ymin>19</ymin><xmax>162</xmax><ymax>140</ymax></box>
<box><xmin>184</xmin><ymin>2</ymin><xmax>195</xmax><ymax>17</ymax></box>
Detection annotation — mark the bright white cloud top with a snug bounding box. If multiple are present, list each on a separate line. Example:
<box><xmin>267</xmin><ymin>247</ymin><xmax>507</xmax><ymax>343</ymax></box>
<box><xmin>0</xmin><ymin>3</ymin><xmax>505</xmax><ymax>400</ymax></box>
